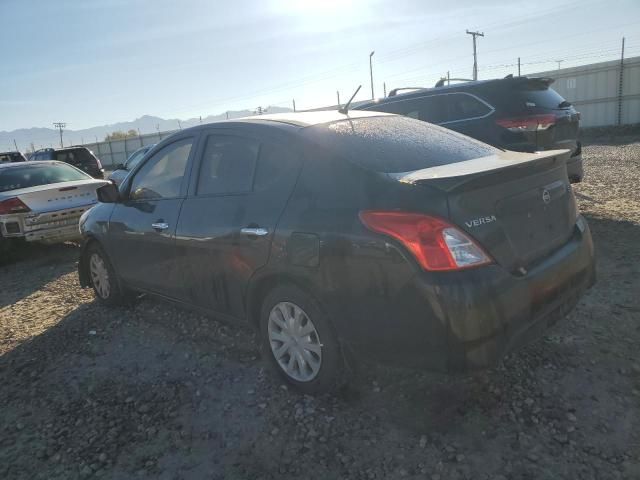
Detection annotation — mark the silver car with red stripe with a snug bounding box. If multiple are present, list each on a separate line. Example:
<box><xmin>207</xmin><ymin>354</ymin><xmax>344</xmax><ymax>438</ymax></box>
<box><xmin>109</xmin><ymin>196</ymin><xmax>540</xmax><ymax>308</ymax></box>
<box><xmin>0</xmin><ymin>161</ymin><xmax>107</xmax><ymax>246</ymax></box>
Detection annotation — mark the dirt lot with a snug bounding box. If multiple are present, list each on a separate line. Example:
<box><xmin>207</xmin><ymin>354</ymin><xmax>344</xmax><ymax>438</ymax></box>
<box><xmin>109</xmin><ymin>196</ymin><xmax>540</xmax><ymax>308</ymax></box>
<box><xmin>1</xmin><ymin>142</ymin><xmax>639</xmax><ymax>480</ymax></box>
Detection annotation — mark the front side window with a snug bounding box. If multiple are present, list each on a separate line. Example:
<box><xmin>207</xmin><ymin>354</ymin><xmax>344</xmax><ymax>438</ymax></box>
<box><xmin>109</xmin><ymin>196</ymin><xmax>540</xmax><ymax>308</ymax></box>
<box><xmin>196</xmin><ymin>135</ymin><xmax>259</xmax><ymax>195</ymax></box>
<box><xmin>129</xmin><ymin>138</ymin><xmax>193</xmax><ymax>200</ymax></box>
<box><xmin>125</xmin><ymin>148</ymin><xmax>148</xmax><ymax>171</ymax></box>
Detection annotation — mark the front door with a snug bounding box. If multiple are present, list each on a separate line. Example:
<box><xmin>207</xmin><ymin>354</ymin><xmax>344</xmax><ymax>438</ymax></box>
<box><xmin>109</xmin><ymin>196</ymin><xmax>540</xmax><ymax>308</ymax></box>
<box><xmin>174</xmin><ymin>129</ymin><xmax>302</xmax><ymax>318</ymax></box>
<box><xmin>108</xmin><ymin>135</ymin><xmax>196</xmax><ymax>296</ymax></box>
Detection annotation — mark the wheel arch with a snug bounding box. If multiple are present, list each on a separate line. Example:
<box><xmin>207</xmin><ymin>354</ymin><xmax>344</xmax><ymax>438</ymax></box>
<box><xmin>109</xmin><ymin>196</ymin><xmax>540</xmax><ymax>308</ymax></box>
<box><xmin>245</xmin><ymin>272</ymin><xmax>321</xmax><ymax>330</ymax></box>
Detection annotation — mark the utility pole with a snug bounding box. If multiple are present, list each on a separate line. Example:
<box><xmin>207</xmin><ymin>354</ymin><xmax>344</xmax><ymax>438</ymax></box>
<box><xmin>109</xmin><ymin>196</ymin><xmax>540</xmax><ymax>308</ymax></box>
<box><xmin>518</xmin><ymin>57</ymin><xmax>521</xmax><ymax>76</ymax></box>
<box><xmin>556</xmin><ymin>60</ymin><xmax>564</xmax><ymax>70</ymax></box>
<box><xmin>13</xmin><ymin>139</ymin><xmax>18</xmax><ymax>151</ymax></box>
<box><xmin>177</xmin><ymin>119</ymin><xmax>182</xmax><ymax>130</ymax></box>
<box><xmin>226</xmin><ymin>111</ymin><xmax>229</xmax><ymax>120</ymax></box>
<box><xmin>337</xmin><ymin>91</ymin><xmax>341</xmax><ymax>107</ymax></box>
<box><xmin>369</xmin><ymin>51</ymin><xmax>375</xmax><ymax>99</ymax></box>
<box><xmin>466</xmin><ymin>30</ymin><xmax>484</xmax><ymax>81</ymax></box>
<box><xmin>199</xmin><ymin>115</ymin><xmax>202</xmax><ymax>124</ymax></box>
<box><xmin>447</xmin><ymin>71</ymin><xmax>450</xmax><ymax>85</ymax></box>
<box><xmin>53</xmin><ymin>122</ymin><xmax>66</xmax><ymax>148</ymax></box>
<box><xmin>293</xmin><ymin>99</ymin><xmax>296</xmax><ymax>112</ymax></box>
<box><xmin>383</xmin><ymin>82</ymin><xmax>387</xmax><ymax>97</ymax></box>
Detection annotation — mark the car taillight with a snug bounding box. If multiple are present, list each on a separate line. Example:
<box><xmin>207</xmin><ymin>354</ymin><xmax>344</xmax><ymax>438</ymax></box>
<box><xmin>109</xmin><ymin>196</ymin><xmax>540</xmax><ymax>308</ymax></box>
<box><xmin>359</xmin><ymin>211</ymin><xmax>493</xmax><ymax>272</ymax></box>
<box><xmin>0</xmin><ymin>197</ymin><xmax>31</xmax><ymax>215</ymax></box>
<box><xmin>496</xmin><ymin>114</ymin><xmax>556</xmax><ymax>132</ymax></box>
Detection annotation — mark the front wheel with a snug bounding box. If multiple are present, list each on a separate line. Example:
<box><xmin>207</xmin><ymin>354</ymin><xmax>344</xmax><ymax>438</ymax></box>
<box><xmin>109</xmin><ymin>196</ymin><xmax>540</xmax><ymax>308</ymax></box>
<box><xmin>260</xmin><ymin>285</ymin><xmax>344</xmax><ymax>394</ymax></box>
<box><xmin>86</xmin><ymin>243</ymin><xmax>130</xmax><ymax>306</ymax></box>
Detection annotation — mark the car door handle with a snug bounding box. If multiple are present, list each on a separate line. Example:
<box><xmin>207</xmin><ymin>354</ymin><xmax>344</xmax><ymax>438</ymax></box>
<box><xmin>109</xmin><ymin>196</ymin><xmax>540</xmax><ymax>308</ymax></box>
<box><xmin>152</xmin><ymin>222</ymin><xmax>169</xmax><ymax>231</ymax></box>
<box><xmin>240</xmin><ymin>227</ymin><xmax>269</xmax><ymax>237</ymax></box>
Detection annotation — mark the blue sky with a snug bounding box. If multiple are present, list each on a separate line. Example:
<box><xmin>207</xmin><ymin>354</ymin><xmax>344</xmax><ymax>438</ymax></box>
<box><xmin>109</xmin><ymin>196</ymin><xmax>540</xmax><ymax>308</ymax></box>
<box><xmin>1</xmin><ymin>0</ymin><xmax>639</xmax><ymax>131</ymax></box>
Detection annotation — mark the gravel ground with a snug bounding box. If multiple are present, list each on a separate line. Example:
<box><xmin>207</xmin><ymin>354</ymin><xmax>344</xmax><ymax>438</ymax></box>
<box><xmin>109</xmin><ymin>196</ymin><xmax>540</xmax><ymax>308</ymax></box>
<box><xmin>1</xmin><ymin>142</ymin><xmax>639</xmax><ymax>480</ymax></box>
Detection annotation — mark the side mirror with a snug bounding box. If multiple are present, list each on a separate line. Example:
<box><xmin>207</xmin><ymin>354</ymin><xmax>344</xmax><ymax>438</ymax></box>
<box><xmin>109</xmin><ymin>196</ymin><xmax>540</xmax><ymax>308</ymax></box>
<box><xmin>96</xmin><ymin>182</ymin><xmax>120</xmax><ymax>203</ymax></box>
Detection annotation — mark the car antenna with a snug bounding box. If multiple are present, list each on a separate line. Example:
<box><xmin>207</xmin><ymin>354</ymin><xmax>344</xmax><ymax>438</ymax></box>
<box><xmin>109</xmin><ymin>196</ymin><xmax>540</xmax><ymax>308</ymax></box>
<box><xmin>339</xmin><ymin>85</ymin><xmax>361</xmax><ymax>115</ymax></box>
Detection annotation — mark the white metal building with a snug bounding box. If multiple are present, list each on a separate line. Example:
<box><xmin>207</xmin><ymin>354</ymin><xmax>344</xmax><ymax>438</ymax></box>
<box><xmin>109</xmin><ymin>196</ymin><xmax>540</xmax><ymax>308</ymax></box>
<box><xmin>532</xmin><ymin>55</ymin><xmax>640</xmax><ymax>128</ymax></box>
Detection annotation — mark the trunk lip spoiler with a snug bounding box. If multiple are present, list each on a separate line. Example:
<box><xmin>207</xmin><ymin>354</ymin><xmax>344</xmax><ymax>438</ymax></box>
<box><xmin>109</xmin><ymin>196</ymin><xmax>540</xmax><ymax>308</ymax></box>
<box><xmin>387</xmin><ymin>149</ymin><xmax>571</xmax><ymax>186</ymax></box>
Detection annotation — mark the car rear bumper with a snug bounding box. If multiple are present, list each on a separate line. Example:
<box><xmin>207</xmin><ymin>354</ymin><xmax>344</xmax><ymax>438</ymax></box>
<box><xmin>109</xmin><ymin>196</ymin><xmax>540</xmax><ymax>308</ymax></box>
<box><xmin>431</xmin><ymin>216</ymin><xmax>594</xmax><ymax>371</ymax></box>
<box><xmin>347</xmin><ymin>216</ymin><xmax>595</xmax><ymax>372</ymax></box>
<box><xmin>0</xmin><ymin>204</ymin><xmax>95</xmax><ymax>244</ymax></box>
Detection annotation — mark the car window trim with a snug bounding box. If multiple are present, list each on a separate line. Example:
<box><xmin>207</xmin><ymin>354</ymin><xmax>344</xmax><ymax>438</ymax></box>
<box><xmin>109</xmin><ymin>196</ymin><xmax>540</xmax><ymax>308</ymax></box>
<box><xmin>190</xmin><ymin>130</ymin><xmax>261</xmax><ymax>198</ymax></box>
<box><xmin>362</xmin><ymin>92</ymin><xmax>495</xmax><ymax>125</ymax></box>
<box><xmin>123</xmin><ymin>135</ymin><xmax>198</xmax><ymax>203</ymax></box>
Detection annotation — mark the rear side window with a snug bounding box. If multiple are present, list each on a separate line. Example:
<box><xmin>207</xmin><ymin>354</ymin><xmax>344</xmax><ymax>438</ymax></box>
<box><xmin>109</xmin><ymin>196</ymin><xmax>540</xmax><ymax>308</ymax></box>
<box><xmin>0</xmin><ymin>164</ymin><xmax>89</xmax><ymax>192</ymax></box>
<box><xmin>304</xmin><ymin>116</ymin><xmax>498</xmax><ymax>173</ymax></box>
<box><xmin>253</xmin><ymin>143</ymin><xmax>300</xmax><ymax>191</ymax></box>
<box><xmin>444</xmin><ymin>93</ymin><xmax>491</xmax><ymax>122</ymax></box>
<box><xmin>196</xmin><ymin>135</ymin><xmax>259</xmax><ymax>195</ymax></box>
<box><xmin>369</xmin><ymin>95</ymin><xmax>446</xmax><ymax>124</ymax></box>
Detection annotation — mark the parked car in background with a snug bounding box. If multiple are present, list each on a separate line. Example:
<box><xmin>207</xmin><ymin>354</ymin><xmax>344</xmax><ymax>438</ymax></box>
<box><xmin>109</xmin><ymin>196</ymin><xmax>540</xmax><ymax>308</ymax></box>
<box><xmin>108</xmin><ymin>144</ymin><xmax>156</xmax><ymax>186</ymax></box>
<box><xmin>0</xmin><ymin>161</ymin><xmax>107</xmax><ymax>251</ymax></box>
<box><xmin>0</xmin><ymin>151</ymin><xmax>28</xmax><ymax>163</ymax></box>
<box><xmin>356</xmin><ymin>76</ymin><xmax>584</xmax><ymax>183</ymax></box>
<box><xmin>77</xmin><ymin>111</ymin><xmax>595</xmax><ymax>394</ymax></box>
<box><xmin>31</xmin><ymin>146</ymin><xmax>105</xmax><ymax>179</ymax></box>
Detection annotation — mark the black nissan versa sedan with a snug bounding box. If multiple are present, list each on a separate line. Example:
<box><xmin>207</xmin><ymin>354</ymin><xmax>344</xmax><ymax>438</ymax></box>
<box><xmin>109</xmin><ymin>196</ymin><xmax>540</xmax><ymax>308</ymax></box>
<box><xmin>356</xmin><ymin>76</ymin><xmax>584</xmax><ymax>183</ymax></box>
<box><xmin>77</xmin><ymin>110</ymin><xmax>595</xmax><ymax>393</ymax></box>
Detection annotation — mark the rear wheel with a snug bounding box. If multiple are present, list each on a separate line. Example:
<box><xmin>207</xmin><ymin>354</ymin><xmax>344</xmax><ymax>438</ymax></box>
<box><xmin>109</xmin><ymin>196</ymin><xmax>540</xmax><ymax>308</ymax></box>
<box><xmin>260</xmin><ymin>285</ymin><xmax>344</xmax><ymax>394</ymax></box>
<box><xmin>86</xmin><ymin>243</ymin><xmax>129</xmax><ymax>306</ymax></box>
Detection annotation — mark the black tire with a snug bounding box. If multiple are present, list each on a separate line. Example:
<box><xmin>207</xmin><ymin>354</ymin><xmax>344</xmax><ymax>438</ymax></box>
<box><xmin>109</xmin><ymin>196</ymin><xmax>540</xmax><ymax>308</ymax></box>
<box><xmin>259</xmin><ymin>284</ymin><xmax>344</xmax><ymax>394</ymax></box>
<box><xmin>85</xmin><ymin>242</ymin><xmax>130</xmax><ymax>306</ymax></box>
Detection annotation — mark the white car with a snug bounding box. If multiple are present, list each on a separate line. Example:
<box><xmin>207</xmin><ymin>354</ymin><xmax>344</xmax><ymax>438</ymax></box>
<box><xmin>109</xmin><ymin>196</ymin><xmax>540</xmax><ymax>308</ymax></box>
<box><xmin>0</xmin><ymin>161</ymin><xmax>107</xmax><ymax>248</ymax></box>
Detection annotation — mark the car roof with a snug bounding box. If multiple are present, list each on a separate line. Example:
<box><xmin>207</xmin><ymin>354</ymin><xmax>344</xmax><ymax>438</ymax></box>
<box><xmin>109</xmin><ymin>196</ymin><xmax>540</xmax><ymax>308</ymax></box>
<box><xmin>0</xmin><ymin>160</ymin><xmax>67</xmax><ymax>170</ymax></box>
<box><xmin>358</xmin><ymin>76</ymin><xmax>553</xmax><ymax>106</ymax></box>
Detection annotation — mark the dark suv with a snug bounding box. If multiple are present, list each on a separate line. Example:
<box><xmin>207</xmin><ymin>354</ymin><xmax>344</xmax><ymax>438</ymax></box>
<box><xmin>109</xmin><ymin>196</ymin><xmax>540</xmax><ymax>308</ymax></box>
<box><xmin>356</xmin><ymin>76</ymin><xmax>583</xmax><ymax>183</ymax></box>
<box><xmin>78</xmin><ymin>111</ymin><xmax>594</xmax><ymax>393</ymax></box>
<box><xmin>31</xmin><ymin>146</ymin><xmax>104</xmax><ymax>179</ymax></box>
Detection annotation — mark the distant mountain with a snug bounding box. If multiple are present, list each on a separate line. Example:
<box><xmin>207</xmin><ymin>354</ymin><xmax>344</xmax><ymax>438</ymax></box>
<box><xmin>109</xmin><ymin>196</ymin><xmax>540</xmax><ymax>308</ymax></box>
<box><xmin>0</xmin><ymin>106</ymin><xmax>292</xmax><ymax>152</ymax></box>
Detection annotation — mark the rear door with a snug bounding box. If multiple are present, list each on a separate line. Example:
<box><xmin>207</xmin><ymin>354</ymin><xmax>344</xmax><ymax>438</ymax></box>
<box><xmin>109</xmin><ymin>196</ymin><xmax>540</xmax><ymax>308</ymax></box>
<box><xmin>107</xmin><ymin>135</ymin><xmax>197</xmax><ymax>296</ymax></box>
<box><xmin>174</xmin><ymin>127</ymin><xmax>302</xmax><ymax>318</ymax></box>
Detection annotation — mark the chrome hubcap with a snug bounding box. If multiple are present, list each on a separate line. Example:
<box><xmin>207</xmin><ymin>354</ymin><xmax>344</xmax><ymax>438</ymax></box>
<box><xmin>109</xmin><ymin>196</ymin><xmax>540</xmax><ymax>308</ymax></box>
<box><xmin>268</xmin><ymin>302</ymin><xmax>322</xmax><ymax>382</ymax></box>
<box><xmin>89</xmin><ymin>253</ymin><xmax>110</xmax><ymax>299</ymax></box>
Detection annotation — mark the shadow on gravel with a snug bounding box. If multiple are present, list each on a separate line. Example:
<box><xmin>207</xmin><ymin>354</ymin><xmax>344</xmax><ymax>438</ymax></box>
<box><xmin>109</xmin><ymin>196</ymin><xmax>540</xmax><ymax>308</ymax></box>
<box><xmin>0</xmin><ymin>243</ymin><xmax>79</xmax><ymax>308</ymax></box>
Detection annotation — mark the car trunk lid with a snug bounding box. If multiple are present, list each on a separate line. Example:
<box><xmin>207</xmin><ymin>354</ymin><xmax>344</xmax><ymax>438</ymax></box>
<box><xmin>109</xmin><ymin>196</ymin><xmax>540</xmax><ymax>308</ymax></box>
<box><xmin>7</xmin><ymin>179</ymin><xmax>107</xmax><ymax>213</ymax></box>
<box><xmin>391</xmin><ymin>149</ymin><xmax>576</xmax><ymax>272</ymax></box>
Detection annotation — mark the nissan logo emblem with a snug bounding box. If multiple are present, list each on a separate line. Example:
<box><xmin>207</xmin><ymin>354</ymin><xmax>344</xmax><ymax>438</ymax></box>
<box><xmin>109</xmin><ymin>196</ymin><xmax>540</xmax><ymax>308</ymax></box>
<box><xmin>542</xmin><ymin>189</ymin><xmax>551</xmax><ymax>204</ymax></box>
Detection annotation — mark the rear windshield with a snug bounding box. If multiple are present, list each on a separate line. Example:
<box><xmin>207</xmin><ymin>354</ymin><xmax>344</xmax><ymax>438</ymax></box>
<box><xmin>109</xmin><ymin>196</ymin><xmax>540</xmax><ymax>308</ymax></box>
<box><xmin>0</xmin><ymin>163</ymin><xmax>90</xmax><ymax>192</ymax></box>
<box><xmin>514</xmin><ymin>85</ymin><xmax>568</xmax><ymax>109</ymax></box>
<box><xmin>55</xmin><ymin>148</ymin><xmax>97</xmax><ymax>167</ymax></box>
<box><xmin>303</xmin><ymin>115</ymin><xmax>498</xmax><ymax>173</ymax></box>
<box><xmin>0</xmin><ymin>153</ymin><xmax>25</xmax><ymax>163</ymax></box>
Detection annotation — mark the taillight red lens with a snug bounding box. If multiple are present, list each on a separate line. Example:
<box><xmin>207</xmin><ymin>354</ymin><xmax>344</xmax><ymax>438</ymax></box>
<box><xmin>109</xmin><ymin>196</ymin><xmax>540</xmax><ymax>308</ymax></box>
<box><xmin>496</xmin><ymin>114</ymin><xmax>556</xmax><ymax>132</ymax></box>
<box><xmin>359</xmin><ymin>211</ymin><xmax>492</xmax><ymax>271</ymax></box>
<box><xmin>0</xmin><ymin>197</ymin><xmax>31</xmax><ymax>215</ymax></box>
